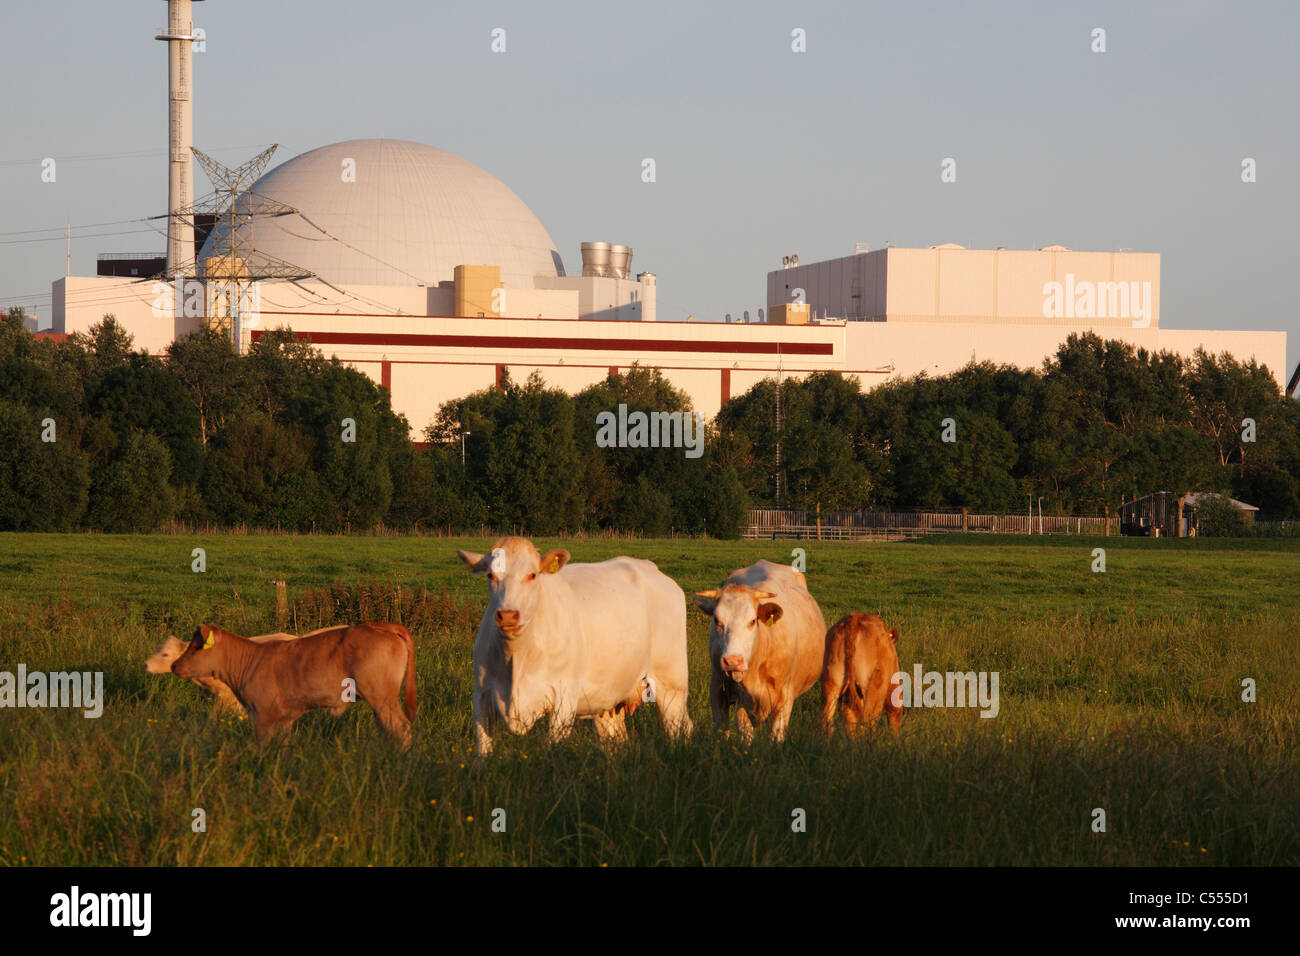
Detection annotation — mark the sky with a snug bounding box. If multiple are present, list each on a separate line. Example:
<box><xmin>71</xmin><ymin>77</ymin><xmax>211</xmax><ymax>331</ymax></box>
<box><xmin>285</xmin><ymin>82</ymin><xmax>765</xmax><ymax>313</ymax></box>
<box><xmin>1</xmin><ymin>0</ymin><xmax>1296</xmax><ymax>374</ymax></box>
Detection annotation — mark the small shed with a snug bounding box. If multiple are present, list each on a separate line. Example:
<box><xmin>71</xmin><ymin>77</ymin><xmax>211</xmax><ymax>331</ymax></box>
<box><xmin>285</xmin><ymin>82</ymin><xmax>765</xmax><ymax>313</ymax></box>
<box><xmin>1181</xmin><ymin>492</ymin><xmax>1258</xmax><ymax>537</ymax></box>
<box><xmin>1120</xmin><ymin>491</ymin><xmax>1257</xmax><ymax>537</ymax></box>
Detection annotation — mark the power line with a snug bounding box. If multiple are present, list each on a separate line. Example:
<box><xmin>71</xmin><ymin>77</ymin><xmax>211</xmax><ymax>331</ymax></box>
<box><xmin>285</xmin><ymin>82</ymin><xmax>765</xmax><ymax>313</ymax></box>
<box><xmin>0</xmin><ymin>216</ymin><xmax>154</xmax><ymax>238</ymax></box>
<box><xmin>0</xmin><ymin>227</ymin><xmax>160</xmax><ymax>246</ymax></box>
<box><xmin>0</xmin><ymin>143</ymin><xmax>276</xmax><ymax>169</ymax></box>
<box><xmin>293</xmin><ymin>211</ymin><xmax>433</xmax><ymax>286</ymax></box>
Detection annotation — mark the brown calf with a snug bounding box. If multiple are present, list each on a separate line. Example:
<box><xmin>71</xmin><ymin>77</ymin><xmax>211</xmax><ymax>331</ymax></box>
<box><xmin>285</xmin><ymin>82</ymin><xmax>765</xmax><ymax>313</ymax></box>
<box><xmin>820</xmin><ymin>613</ymin><xmax>902</xmax><ymax>736</ymax></box>
<box><xmin>171</xmin><ymin>622</ymin><xmax>417</xmax><ymax>748</ymax></box>
<box><xmin>145</xmin><ymin>631</ymin><xmax>304</xmax><ymax>715</ymax></box>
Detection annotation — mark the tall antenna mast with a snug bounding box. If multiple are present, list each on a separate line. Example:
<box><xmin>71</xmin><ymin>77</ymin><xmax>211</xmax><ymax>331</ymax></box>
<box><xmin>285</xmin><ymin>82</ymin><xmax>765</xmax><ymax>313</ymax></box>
<box><xmin>156</xmin><ymin>0</ymin><xmax>205</xmax><ymax>278</ymax></box>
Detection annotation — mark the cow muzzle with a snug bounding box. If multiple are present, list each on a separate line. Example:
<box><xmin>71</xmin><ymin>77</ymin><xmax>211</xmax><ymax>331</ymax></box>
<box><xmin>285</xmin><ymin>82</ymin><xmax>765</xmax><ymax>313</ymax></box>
<box><xmin>495</xmin><ymin>608</ymin><xmax>523</xmax><ymax>635</ymax></box>
<box><xmin>720</xmin><ymin>654</ymin><xmax>747</xmax><ymax>681</ymax></box>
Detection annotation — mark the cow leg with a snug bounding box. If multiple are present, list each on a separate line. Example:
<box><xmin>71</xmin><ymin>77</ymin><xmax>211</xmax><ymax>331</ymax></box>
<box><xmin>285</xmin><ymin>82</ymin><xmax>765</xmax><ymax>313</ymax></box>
<box><xmin>472</xmin><ymin>686</ymin><xmax>495</xmax><ymax>757</ymax></box>
<box><xmin>881</xmin><ymin>662</ymin><xmax>903</xmax><ymax>734</ymax></box>
<box><xmin>709</xmin><ymin>669</ymin><xmax>732</xmax><ymax>734</ymax></box>
<box><xmin>735</xmin><ymin>707</ymin><xmax>755</xmax><ymax>745</ymax></box>
<box><xmin>252</xmin><ymin>712</ymin><xmax>296</xmax><ymax>745</ymax></box>
<box><xmin>820</xmin><ymin>688</ymin><xmax>840</xmax><ymax>736</ymax></box>
<box><xmin>212</xmin><ymin>686</ymin><xmax>246</xmax><ymax>717</ymax></box>
<box><xmin>548</xmin><ymin>692</ymin><xmax>579</xmax><ymax>743</ymax></box>
<box><xmin>842</xmin><ymin>706</ymin><xmax>864</xmax><ymax>740</ymax></box>
<box><xmin>769</xmin><ymin>700</ymin><xmax>795</xmax><ymax>743</ymax></box>
<box><xmin>592</xmin><ymin>710</ymin><xmax>629</xmax><ymax>746</ymax></box>
<box><xmin>655</xmin><ymin>681</ymin><xmax>693</xmax><ymax>740</ymax></box>
<box><xmin>882</xmin><ymin>679</ymin><xmax>903</xmax><ymax>734</ymax></box>
<box><xmin>886</xmin><ymin>704</ymin><xmax>902</xmax><ymax>734</ymax></box>
<box><xmin>862</xmin><ymin>666</ymin><xmax>890</xmax><ymax>728</ymax></box>
<box><xmin>820</xmin><ymin>653</ymin><xmax>845</xmax><ymax>736</ymax></box>
<box><xmin>371</xmin><ymin>702</ymin><xmax>412</xmax><ymax>750</ymax></box>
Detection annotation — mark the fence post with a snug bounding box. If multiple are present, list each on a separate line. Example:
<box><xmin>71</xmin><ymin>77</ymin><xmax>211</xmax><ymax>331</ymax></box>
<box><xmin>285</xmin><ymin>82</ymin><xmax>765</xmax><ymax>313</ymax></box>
<box><xmin>274</xmin><ymin>580</ymin><xmax>288</xmax><ymax>629</ymax></box>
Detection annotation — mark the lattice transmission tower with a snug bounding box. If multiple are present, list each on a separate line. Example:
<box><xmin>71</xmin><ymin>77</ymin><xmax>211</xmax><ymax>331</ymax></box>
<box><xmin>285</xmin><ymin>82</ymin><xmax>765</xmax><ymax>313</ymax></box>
<box><xmin>165</xmin><ymin>144</ymin><xmax>314</xmax><ymax>344</ymax></box>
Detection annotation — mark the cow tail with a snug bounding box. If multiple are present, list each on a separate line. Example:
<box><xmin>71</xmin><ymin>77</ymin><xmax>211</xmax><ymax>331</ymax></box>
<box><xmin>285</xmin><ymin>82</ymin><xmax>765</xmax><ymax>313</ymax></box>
<box><xmin>846</xmin><ymin>621</ymin><xmax>865</xmax><ymax>703</ymax></box>
<box><xmin>402</xmin><ymin>629</ymin><xmax>417</xmax><ymax>722</ymax></box>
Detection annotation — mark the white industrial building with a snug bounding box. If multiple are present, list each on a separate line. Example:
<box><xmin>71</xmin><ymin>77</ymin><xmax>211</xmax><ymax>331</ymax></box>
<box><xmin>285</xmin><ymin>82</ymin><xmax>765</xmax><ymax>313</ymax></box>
<box><xmin>50</xmin><ymin>141</ymin><xmax>1288</xmax><ymax>434</ymax></box>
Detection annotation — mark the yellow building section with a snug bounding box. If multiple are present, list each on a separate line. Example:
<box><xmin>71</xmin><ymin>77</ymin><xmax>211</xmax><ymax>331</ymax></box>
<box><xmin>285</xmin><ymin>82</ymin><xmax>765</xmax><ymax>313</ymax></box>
<box><xmin>454</xmin><ymin>265</ymin><xmax>503</xmax><ymax>317</ymax></box>
<box><xmin>769</xmin><ymin>302</ymin><xmax>810</xmax><ymax>325</ymax></box>
<box><xmin>201</xmin><ymin>253</ymin><xmax>250</xmax><ymax>334</ymax></box>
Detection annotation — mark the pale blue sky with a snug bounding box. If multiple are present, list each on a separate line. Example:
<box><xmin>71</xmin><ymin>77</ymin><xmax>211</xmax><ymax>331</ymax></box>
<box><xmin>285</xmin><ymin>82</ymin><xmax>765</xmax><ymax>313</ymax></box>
<box><xmin>1</xmin><ymin>1</ymin><xmax>1296</xmax><ymax>375</ymax></box>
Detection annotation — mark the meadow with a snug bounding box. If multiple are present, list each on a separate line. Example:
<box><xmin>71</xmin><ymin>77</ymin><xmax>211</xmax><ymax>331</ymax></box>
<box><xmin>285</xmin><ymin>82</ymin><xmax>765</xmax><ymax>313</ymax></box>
<box><xmin>0</xmin><ymin>531</ymin><xmax>1296</xmax><ymax>866</ymax></box>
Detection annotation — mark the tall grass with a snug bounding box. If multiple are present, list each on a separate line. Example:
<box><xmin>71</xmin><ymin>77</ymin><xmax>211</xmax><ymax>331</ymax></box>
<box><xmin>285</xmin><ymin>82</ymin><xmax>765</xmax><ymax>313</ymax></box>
<box><xmin>0</xmin><ymin>533</ymin><xmax>1296</xmax><ymax>865</ymax></box>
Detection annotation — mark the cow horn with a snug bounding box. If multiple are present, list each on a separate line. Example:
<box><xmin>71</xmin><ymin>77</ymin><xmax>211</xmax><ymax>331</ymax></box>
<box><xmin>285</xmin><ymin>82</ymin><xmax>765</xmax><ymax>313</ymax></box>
<box><xmin>754</xmin><ymin>590</ymin><xmax>776</xmax><ymax>599</ymax></box>
<box><xmin>695</xmin><ymin>589</ymin><xmax>722</xmax><ymax>599</ymax></box>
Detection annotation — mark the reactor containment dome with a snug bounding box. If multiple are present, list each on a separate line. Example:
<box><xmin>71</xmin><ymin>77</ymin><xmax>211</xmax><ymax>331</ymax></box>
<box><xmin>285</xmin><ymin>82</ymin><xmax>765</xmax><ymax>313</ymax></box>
<box><xmin>199</xmin><ymin>138</ymin><xmax>566</xmax><ymax>289</ymax></box>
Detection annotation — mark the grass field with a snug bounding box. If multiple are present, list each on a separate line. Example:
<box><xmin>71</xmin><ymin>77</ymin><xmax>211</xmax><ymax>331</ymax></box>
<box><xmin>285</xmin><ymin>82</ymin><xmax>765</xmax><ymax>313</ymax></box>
<box><xmin>1</xmin><ymin>531</ymin><xmax>1297</xmax><ymax>866</ymax></box>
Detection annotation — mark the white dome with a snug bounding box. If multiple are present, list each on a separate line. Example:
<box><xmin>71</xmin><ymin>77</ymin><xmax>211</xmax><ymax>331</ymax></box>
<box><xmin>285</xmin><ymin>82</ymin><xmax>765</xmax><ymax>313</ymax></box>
<box><xmin>201</xmin><ymin>138</ymin><xmax>565</xmax><ymax>288</ymax></box>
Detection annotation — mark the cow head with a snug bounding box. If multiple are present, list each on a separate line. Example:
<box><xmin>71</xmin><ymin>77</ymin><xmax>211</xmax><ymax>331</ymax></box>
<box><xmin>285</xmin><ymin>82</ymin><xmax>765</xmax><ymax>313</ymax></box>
<box><xmin>171</xmin><ymin>625</ymin><xmax>226</xmax><ymax>680</ymax></box>
<box><xmin>457</xmin><ymin>537</ymin><xmax>570</xmax><ymax>638</ymax></box>
<box><xmin>693</xmin><ymin>585</ymin><xmax>783</xmax><ymax>681</ymax></box>
<box><xmin>144</xmin><ymin>635</ymin><xmax>186</xmax><ymax>674</ymax></box>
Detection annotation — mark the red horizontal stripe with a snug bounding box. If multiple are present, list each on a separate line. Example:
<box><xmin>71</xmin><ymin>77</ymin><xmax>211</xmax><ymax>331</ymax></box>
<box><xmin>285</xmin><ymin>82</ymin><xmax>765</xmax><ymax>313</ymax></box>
<box><xmin>256</xmin><ymin>310</ymin><xmax>847</xmax><ymax>329</ymax></box>
<box><xmin>249</xmin><ymin>329</ymin><xmax>834</xmax><ymax>356</ymax></box>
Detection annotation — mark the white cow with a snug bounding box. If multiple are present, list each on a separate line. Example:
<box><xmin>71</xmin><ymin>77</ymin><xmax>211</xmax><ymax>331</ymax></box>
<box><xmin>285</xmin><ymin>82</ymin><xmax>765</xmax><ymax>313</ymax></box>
<box><xmin>458</xmin><ymin>536</ymin><xmax>693</xmax><ymax>755</ymax></box>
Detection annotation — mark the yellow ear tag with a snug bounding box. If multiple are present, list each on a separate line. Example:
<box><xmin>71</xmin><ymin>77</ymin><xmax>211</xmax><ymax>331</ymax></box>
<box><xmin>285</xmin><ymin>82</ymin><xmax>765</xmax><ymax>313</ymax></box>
<box><xmin>203</xmin><ymin>631</ymin><xmax>215</xmax><ymax>650</ymax></box>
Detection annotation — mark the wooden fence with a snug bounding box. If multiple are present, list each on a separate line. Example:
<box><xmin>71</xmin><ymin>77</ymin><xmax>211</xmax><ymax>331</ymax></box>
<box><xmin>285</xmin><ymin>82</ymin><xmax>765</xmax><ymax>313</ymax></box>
<box><xmin>744</xmin><ymin>508</ymin><xmax>1118</xmax><ymax>540</ymax></box>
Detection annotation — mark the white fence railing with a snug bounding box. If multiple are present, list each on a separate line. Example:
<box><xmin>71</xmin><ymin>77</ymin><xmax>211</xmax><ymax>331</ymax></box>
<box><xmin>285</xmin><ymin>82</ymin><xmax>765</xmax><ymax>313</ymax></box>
<box><xmin>744</xmin><ymin>508</ymin><xmax>1118</xmax><ymax>540</ymax></box>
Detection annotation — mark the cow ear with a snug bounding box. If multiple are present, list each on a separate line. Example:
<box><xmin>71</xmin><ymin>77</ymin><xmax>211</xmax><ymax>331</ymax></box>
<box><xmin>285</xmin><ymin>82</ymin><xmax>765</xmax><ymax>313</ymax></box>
<box><xmin>757</xmin><ymin>602</ymin><xmax>783</xmax><ymax>626</ymax></box>
<box><xmin>539</xmin><ymin>549</ymin><xmax>570</xmax><ymax>574</ymax></box>
<box><xmin>693</xmin><ymin>590</ymin><xmax>721</xmax><ymax>615</ymax></box>
<box><xmin>457</xmin><ymin>550</ymin><xmax>490</xmax><ymax>575</ymax></box>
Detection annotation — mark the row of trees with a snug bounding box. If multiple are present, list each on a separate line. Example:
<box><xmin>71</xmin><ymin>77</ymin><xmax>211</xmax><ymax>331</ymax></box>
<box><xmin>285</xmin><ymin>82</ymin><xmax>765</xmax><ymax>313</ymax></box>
<box><xmin>0</xmin><ymin>310</ymin><xmax>748</xmax><ymax>535</ymax></box>
<box><xmin>1</xmin><ymin>312</ymin><xmax>412</xmax><ymax>533</ymax></box>
<box><xmin>715</xmin><ymin>334</ymin><xmax>1300</xmax><ymax>519</ymax></box>
<box><xmin>2</xmin><ymin>307</ymin><xmax>1296</xmax><ymax>535</ymax></box>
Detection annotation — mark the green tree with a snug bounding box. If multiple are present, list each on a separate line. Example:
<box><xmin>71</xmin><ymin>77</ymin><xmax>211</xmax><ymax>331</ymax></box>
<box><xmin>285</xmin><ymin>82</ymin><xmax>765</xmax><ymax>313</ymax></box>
<box><xmin>0</xmin><ymin>400</ymin><xmax>90</xmax><ymax>531</ymax></box>
<box><xmin>1195</xmin><ymin>495</ymin><xmax>1250</xmax><ymax>537</ymax></box>
<box><xmin>85</xmin><ymin>354</ymin><xmax>203</xmax><ymax>485</ymax></box>
<box><xmin>166</xmin><ymin>327</ymin><xmax>245</xmax><ymax>447</ymax></box>
<box><xmin>84</xmin><ymin>431</ymin><xmax>176</xmax><ymax>532</ymax></box>
<box><xmin>615</xmin><ymin>474</ymin><xmax>674</xmax><ymax>535</ymax></box>
<box><xmin>480</xmin><ymin>373</ymin><xmax>582</xmax><ymax>533</ymax></box>
<box><xmin>201</xmin><ymin>411</ymin><xmax>321</xmax><ymax>529</ymax></box>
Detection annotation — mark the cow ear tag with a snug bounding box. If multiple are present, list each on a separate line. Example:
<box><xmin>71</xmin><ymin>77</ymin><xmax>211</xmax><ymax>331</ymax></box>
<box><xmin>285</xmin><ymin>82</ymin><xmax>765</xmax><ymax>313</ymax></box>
<box><xmin>203</xmin><ymin>630</ymin><xmax>215</xmax><ymax>650</ymax></box>
<box><xmin>490</xmin><ymin>549</ymin><xmax>507</xmax><ymax>575</ymax></box>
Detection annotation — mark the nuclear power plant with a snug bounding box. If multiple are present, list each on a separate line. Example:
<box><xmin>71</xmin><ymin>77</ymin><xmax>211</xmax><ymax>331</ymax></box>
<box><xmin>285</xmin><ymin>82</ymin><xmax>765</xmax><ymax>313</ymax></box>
<box><xmin>47</xmin><ymin>0</ymin><xmax>1287</xmax><ymax>434</ymax></box>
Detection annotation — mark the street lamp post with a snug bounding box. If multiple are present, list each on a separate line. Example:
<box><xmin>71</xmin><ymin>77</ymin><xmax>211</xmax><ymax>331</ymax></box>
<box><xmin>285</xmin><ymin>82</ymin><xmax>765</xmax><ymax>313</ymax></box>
<box><xmin>461</xmin><ymin>430</ymin><xmax>471</xmax><ymax>468</ymax></box>
<box><xmin>1038</xmin><ymin>496</ymin><xmax>1044</xmax><ymax>535</ymax></box>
